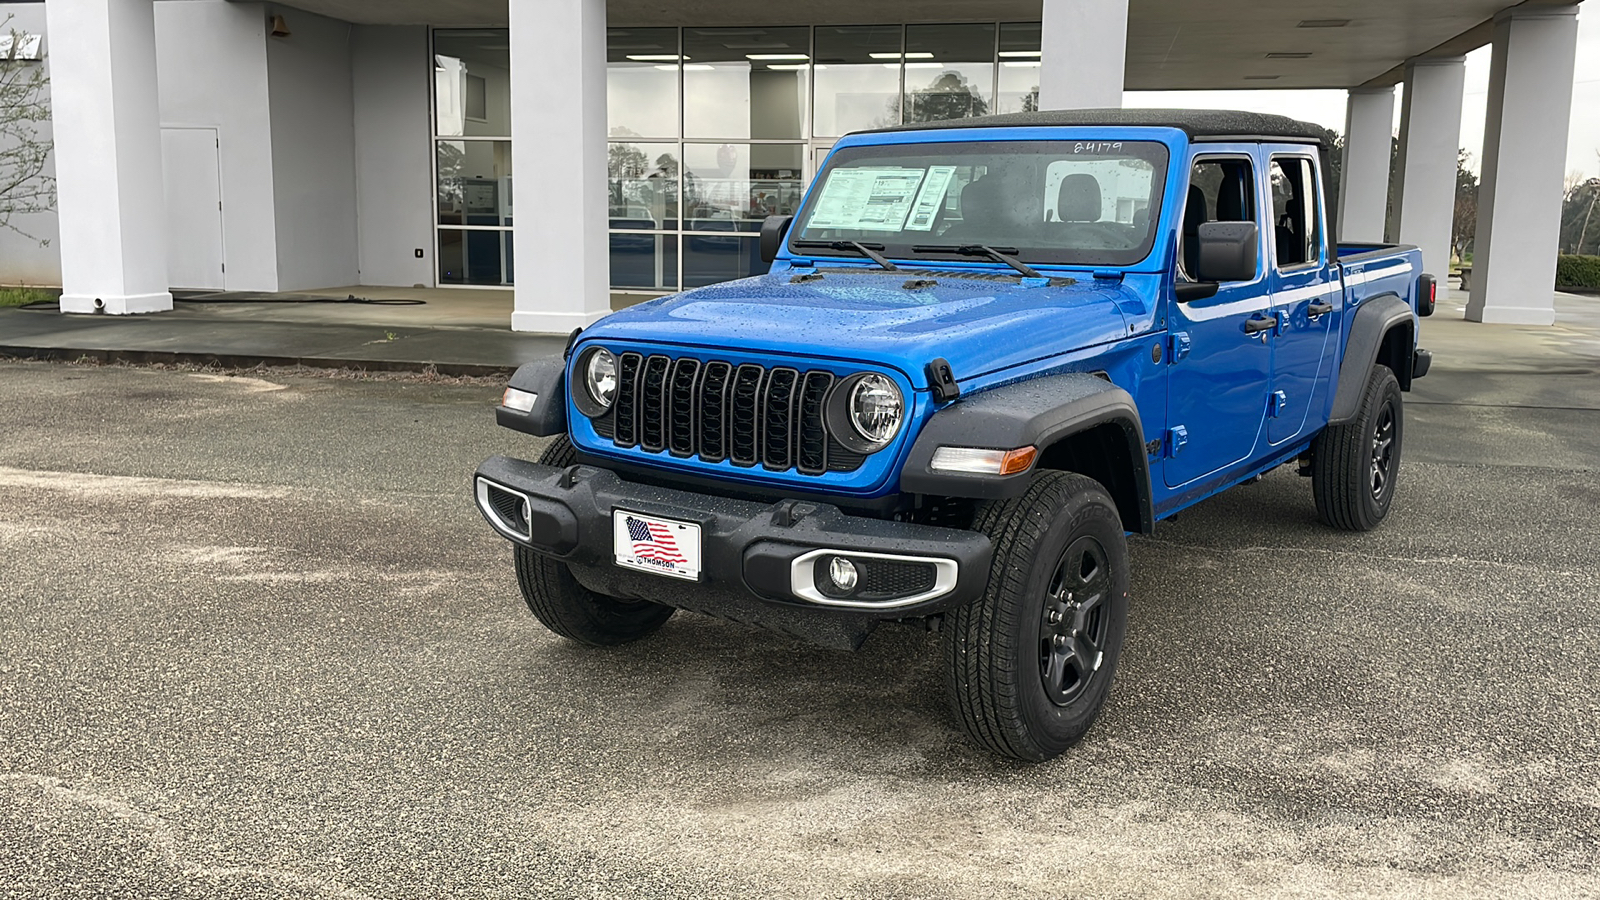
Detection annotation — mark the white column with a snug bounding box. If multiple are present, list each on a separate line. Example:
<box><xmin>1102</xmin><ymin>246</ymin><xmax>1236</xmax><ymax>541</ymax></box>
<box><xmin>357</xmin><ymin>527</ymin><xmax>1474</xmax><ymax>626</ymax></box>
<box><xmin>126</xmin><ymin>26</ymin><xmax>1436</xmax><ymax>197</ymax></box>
<box><xmin>1467</xmin><ymin>6</ymin><xmax>1580</xmax><ymax>326</ymax></box>
<box><xmin>44</xmin><ymin>0</ymin><xmax>171</xmax><ymax>314</ymax></box>
<box><xmin>509</xmin><ymin>0</ymin><xmax>610</xmax><ymax>333</ymax></box>
<box><xmin>1337</xmin><ymin>87</ymin><xmax>1396</xmax><ymax>244</ymax></box>
<box><xmin>1389</xmin><ymin>57</ymin><xmax>1466</xmax><ymax>299</ymax></box>
<box><xmin>1038</xmin><ymin>0</ymin><xmax>1128</xmax><ymax>110</ymax></box>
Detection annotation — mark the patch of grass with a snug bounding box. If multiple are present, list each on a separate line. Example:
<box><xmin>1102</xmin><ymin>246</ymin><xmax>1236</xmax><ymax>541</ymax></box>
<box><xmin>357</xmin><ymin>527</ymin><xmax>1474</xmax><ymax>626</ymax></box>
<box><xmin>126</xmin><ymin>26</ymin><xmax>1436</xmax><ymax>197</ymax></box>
<box><xmin>0</xmin><ymin>287</ymin><xmax>57</xmax><ymax>308</ymax></box>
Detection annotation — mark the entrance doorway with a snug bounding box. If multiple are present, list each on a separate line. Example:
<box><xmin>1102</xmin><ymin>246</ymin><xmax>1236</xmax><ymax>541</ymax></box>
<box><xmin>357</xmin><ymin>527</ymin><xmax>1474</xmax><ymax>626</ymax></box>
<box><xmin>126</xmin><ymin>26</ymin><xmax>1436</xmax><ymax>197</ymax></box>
<box><xmin>161</xmin><ymin>127</ymin><xmax>226</xmax><ymax>291</ymax></box>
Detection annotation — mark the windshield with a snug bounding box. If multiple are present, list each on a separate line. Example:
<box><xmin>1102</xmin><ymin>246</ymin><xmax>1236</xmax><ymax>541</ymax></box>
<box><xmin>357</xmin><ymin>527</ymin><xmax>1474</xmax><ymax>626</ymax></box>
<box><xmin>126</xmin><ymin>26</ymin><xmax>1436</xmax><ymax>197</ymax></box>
<box><xmin>790</xmin><ymin>140</ymin><xmax>1169</xmax><ymax>267</ymax></box>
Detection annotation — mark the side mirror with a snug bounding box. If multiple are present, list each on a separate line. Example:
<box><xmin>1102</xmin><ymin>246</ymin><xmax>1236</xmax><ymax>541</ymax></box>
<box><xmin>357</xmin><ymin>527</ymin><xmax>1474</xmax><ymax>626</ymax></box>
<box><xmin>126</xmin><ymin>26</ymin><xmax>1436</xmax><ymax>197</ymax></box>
<box><xmin>1195</xmin><ymin>221</ymin><xmax>1259</xmax><ymax>284</ymax></box>
<box><xmin>759</xmin><ymin>215</ymin><xmax>794</xmax><ymax>264</ymax></box>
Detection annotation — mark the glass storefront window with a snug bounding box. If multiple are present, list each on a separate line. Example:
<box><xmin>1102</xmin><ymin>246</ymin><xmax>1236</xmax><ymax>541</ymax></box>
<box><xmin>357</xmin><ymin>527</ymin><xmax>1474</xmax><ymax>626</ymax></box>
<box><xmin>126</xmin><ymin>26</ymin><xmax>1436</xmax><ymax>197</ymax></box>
<box><xmin>436</xmin><ymin>140</ymin><xmax>512</xmax><ymax>227</ymax></box>
<box><xmin>685</xmin><ymin>234</ymin><xmax>767</xmax><ymax>287</ymax></box>
<box><xmin>996</xmin><ymin>23</ymin><xmax>1042</xmax><ymax>115</ymax></box>
<box><xmin>903</xmin><ymin>24</ymin><xmax>996</xmax><ymax>124</ymax></box>
<box><xmin>439</xmin><ymin>228</ymin><xmax>513</xmax><ymax>285</ymax></box>
<box><xmin>608</xmin><ymin>141</ymin><xmax>681</xmax><ymax>230</ymax></box>
<box><xmin>684</xmin><ymin>143</ymin><xmax>803</xmax><ymax>232</ymax></box>
<box><xmin>611</xmin><ymin>232</ymin><xmax>680</xmax><ymax>291</ymax></box>
<box><xmin>607</xmin><ymin>28</ymin><xmax>681</xmax><ymax>139</ymax></box>
<box><xmin>812</xmin><ymin>25</ymin><xmax>904</xmax><ymax>138</ymax></box>
<box><xmin>434</xmin><ymin>30</ymin><xmax>512</xmax><ymax>137</ymax></box>
<box><xmin>683</xmin><ymin>27</ymin><xmax>810</xmax><ymax>140</ymax></box>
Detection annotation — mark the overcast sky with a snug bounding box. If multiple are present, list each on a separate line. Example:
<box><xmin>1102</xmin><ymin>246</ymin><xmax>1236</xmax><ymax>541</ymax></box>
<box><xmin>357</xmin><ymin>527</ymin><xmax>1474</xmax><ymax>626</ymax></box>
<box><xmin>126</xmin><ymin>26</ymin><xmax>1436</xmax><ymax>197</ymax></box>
<box><xmin>1126</xmin><ymin>6</ymin><xmax>1600</xmax><ymax>181</ymax></box>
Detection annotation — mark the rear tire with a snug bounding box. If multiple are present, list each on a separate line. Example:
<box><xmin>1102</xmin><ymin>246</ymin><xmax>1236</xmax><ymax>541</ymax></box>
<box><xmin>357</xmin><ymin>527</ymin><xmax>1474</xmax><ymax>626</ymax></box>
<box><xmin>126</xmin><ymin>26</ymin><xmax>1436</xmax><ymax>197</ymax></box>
<box><xmin>942</xmin><ymin>472</ymin><xmax>1130</xmax><ymax>762</ymax></box>
<box><xmin>513</xmin><ymin>437</ymin><xmax>674</xmax><ymax>646</ymax></box>
<box><xmin>1313</xmin><ymin>365</ymin><xmax>1403</xmax><ymax>532</ymax></box>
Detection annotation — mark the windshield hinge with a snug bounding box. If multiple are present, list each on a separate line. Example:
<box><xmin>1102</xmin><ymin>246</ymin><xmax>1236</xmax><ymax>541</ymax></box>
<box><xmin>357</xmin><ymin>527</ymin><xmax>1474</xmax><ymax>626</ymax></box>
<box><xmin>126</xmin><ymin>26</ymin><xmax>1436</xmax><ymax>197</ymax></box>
<box><xmin>1092</xmin><ymin>269</ymin><xmax>1125</xmax><ymax>283</ymax></box>
<box><xmin>926</xmin><ymin>358</ymin><xmax>960</xmax><ymax>403</ymax></box>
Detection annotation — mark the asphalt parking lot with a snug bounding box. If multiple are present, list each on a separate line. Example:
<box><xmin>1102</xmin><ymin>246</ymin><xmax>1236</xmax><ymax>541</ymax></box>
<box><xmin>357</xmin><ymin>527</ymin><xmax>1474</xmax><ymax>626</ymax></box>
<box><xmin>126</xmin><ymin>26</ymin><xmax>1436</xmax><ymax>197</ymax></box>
<box><xmin>1</xmin><ymin>353</ymin><xmax>1596</xmax><ymax>899</ymax></box>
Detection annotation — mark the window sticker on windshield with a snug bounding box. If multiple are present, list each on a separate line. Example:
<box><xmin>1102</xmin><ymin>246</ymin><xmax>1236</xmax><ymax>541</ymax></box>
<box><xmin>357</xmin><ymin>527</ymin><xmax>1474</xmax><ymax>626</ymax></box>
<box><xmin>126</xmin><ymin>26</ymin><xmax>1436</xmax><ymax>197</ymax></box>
<box><xmin>904</xmin><ymin>166</ymin><xmax>958</xmax><ymax>231</ymax></box>
<box><xmin>807</xmin><ymin>168</ymin><xmax>926</xmax><ymax>232</ymax></box>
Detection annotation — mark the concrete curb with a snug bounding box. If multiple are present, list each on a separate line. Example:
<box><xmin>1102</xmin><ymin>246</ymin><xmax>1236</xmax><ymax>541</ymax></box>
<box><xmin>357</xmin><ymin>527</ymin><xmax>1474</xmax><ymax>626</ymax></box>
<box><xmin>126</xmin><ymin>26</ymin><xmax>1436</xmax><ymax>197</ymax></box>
<box><xmin>0</xmin><ymin>345</ymin><xmax>518</xmax><ymax>378</ymax></box>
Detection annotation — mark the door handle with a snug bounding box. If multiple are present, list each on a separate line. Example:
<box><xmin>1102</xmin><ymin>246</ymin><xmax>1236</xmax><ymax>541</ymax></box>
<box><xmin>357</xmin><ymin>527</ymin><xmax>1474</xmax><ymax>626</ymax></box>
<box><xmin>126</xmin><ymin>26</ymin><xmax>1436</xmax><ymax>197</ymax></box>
<box><xmin>1308</xmin><ymin>300</ymin><xmax>1334</xmax><ymax>318</ymax></box>
<box><xmin>1243</xmin><ymin>315</ymin><xmax>1275</xmax><ymax>335</ymax></box>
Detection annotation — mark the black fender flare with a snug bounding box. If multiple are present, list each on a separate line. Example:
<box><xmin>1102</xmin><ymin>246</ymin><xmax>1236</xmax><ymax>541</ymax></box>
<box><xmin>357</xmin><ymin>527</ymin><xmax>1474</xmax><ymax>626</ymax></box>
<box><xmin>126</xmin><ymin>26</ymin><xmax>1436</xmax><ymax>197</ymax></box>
<box><xmin>900</xmin><ymin>373</ymin><xmax>1155</xmax><ymax>534</ymax></box>
<box><xmin>494</xmin><ymin>356</ymin><xmax>567</xmax><ymax>436</ymax></box>
<box><xmin>1329</xmin><ymin>293</ymin><xmax>1413</xmax><ymax>426</ymax></box>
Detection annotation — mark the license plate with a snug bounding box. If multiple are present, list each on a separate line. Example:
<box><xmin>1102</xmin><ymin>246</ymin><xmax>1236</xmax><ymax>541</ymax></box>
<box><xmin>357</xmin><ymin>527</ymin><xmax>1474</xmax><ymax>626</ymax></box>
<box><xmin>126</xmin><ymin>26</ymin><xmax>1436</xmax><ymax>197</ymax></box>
<box><xmin>612</xmin><ymin>510</ymin><xmax>702</xmax><ymax>581</ymax></box>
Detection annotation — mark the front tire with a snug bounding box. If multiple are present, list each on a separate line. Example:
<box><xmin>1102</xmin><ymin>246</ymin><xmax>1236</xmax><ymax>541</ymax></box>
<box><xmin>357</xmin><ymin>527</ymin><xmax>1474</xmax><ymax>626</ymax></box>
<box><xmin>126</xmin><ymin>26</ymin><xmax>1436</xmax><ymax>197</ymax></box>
<box><xmin>513</xmin><ymin>437</ymin><xmax>674</xmax><ymax>646</ymax></box>
<box><xmin>942</xmin><ymin>472</ymin><xmax>1130</xmax><ymax>762</ymax></box>
<box><xmin>1313</xmin><ymin>364</ymin><xmax>1403</xmax><ymax>531</ymax></box>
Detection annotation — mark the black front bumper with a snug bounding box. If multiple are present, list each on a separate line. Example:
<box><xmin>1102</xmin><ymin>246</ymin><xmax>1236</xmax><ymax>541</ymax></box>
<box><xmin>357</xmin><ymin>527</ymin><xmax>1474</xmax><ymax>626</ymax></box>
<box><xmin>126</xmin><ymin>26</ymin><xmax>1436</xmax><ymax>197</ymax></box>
<box><xmin>473</xmin><ymin>455</ymin><xmax>993</xmax><ymax>650</ymax></box>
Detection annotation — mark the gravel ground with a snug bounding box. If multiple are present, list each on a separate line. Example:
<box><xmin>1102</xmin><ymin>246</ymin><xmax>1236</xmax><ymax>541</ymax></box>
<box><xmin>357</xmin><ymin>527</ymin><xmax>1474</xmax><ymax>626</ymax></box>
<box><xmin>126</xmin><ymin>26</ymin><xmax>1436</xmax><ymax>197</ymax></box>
<box><xmin>0</xmin><ymin>359</ymin><xmax>1596</xmax><ymax>899</ymax></box>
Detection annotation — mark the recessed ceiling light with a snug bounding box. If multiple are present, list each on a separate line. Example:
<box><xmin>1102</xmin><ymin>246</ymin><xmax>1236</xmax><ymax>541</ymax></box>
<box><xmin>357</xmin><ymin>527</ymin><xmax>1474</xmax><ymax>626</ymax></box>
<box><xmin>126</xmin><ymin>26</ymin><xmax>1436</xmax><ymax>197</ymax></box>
<box><xmin>869</xmin><ymin>52</ymin><xmax>934</xmax><ymax>59</ymax></box>
<box><xmin>1001</xmin><ymin>61</ymin><xmax>1041</xmax><ymax>68</ymax></box>
<box><xmin>998</xmin><ymin>50</ymin><xmax>1042</xmax><ymax>58</ymax></box>
<box><xmin>627</xmin><ymin>54</ymin><xmax>684</xmax><ymax>61</ymax></box>
<box><xmin>745</xmin><ymin>53</ymin><xmax>809</xmax><ymax>61</ymax></box>
<box><xmin>1265</xmin><ymin>52</ymin><xmax>1312</xmax><ymax>59</ymax></box>
<box><xmin>1297</xmin><ymin>19</ymin><xmax>1351</xmax><ymax>28</ymax></box>
<box><xmin>766</xmin><ymin>63</ymin><xmax>809</xmax><ymax>70</ymax></box>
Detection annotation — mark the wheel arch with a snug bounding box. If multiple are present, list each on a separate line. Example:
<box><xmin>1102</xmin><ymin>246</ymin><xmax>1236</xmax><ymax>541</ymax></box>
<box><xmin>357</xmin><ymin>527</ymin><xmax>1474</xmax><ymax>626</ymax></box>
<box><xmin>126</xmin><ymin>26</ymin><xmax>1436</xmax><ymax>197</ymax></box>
<box><xmin>900</xmin><ymin>373</ymin><xmax>1156</xmax><ymax>534</ymax></box>
<box><xmin>1329</xmin><ymin>293</ymin><xmax>1415</xmax><ymax>426</ymax></box>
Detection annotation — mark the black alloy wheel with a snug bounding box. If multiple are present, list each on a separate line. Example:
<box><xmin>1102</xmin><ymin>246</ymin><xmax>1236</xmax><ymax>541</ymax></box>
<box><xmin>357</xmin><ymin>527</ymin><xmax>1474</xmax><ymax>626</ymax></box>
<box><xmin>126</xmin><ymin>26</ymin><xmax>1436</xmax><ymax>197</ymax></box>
<box><xmin>1039</xmin><ymin>536</ymin><xmax>1111</xmax><ymax>706</ymax></box>
<box><xmin>1312</xmin><ymin>363</ymin><xmax>1404</xmax><ymax>531</ymax></box>
<box><xmin>1370</xmin><ymin>400</ymin><xmax>1397</xmax><ymax>502</ymax></box>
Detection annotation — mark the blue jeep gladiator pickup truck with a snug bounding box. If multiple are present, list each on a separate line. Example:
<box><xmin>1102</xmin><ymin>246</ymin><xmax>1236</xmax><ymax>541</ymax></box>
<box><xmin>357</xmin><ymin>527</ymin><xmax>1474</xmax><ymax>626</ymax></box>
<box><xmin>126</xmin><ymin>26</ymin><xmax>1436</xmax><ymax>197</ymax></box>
<box><xmin>475</xmin><ymin>109</ymin><xmax>1435</xmax><ymax>761</ymax></box>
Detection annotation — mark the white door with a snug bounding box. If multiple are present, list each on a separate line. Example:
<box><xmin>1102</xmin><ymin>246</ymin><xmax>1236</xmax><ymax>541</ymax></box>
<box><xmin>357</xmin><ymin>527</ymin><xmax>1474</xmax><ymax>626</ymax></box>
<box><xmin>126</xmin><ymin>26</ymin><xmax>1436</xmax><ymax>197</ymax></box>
<box><xmin>161</xmin><ymin>127</ymin><xmax>225</xmax><ymax>290</ymax></box>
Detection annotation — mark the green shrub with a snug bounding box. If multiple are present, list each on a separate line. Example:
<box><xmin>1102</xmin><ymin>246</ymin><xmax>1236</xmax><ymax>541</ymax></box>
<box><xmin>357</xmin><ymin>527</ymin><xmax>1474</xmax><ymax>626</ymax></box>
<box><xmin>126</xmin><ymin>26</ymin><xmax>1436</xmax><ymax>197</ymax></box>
<box><xmin>0</xmin><ymin>286</ymin><xmax>57</xmax><ymax>308</ymax></box>
<box><xmin>1556</xmin><ymin>254</ymin><xmax>1600</xmax><ymax>290</ymax></box>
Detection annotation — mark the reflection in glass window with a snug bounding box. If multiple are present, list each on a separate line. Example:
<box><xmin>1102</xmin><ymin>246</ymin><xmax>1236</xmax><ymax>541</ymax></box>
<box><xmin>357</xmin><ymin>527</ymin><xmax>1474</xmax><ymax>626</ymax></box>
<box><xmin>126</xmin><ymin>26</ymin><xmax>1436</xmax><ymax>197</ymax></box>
<box><xmin>611</xmin><ymin>232</ymin><xmax>680</xmax><ymax>291</ymax></box>
<box><xmin>813</xmin><ymin>26</ymin><xmax>903</xmax><ymax>137</ymax></box>
<box><xmin>685</xmin><ymin>234</ymin><xmax>769</xmax><ymax>287</ymax></box>
<box><xmin>903</xmin><ymin>24</ymin><xmax>995</xmax><ymax>124</ymax></box>
<box><xmin>684</xmin><ymin>143</ymin><xmax>804</xmax><ymax>232</ymax></box>
<box><xmin>996</xmin><ymin>23</ymin><xmax>1041</xmax><ymax>115</ymax></box>
<box><xmin>608</xmin><ymin>141</ymin><xmax>680</xmax><ymax>230</ymax></box>
<box><xmin>683</xmin><ymin>27</ymin><xmax>809</xmax><ymax>140</ymax></box>
<box><xmin>607</xmin><ymin>28</ymin><xmax>681</xmax><ymax>139</ymax></box>
<box><xmin>436</xmin><ymin>140</ymin><xmax>513</xmax><ymax>227</ymax></box>
<box><xmin>434</xmin><ymin>30</ymin><xmax>511</xmax><ymax>138</ymax></box>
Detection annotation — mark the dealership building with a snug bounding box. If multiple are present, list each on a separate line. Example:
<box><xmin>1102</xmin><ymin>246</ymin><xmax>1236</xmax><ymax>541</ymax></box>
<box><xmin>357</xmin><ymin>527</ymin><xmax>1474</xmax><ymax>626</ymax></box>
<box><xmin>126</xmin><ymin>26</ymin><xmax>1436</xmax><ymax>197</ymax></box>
<box><xmin>0</xmin><ymin>0</ymin><xmax>1585</xmax><ymax>329</ymax></box>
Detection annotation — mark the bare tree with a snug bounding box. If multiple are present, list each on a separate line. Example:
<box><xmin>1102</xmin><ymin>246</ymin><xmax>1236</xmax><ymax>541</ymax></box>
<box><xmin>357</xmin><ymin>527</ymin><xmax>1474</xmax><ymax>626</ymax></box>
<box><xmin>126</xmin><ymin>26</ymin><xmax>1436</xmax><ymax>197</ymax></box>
<box><xmin>0</xmin><ymin>16</ymin><xmax>54</xmax><ymax>244</ymax></box>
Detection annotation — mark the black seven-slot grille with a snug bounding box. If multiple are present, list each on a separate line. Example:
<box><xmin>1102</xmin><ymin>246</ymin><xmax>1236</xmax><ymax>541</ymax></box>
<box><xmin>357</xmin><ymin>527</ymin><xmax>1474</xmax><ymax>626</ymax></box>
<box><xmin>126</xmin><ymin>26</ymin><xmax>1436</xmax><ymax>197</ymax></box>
<box><xmin>594</xmin><ymin>352</ymin><xmax>867</xmax><ymax>474</ymax></box>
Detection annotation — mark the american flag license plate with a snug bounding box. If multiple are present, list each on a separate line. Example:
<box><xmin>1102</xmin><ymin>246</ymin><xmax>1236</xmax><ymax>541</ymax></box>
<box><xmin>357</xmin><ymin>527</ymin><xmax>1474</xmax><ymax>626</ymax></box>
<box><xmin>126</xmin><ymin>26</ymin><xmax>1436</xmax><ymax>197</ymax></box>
<box><xmin>612</xmin><ymin>510</ymin><xmax>702</xmax><ymax>581</ymax></box>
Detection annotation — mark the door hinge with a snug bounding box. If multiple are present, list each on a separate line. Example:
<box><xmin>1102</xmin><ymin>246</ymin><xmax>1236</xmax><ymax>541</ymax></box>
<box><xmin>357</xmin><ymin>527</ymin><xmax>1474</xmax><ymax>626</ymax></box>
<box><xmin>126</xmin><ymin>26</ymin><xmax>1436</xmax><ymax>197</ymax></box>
<box><xmin>1168</xmin><ymin>331</ymin><xmax>1191</xmax><ymax>362</ymax></box>
<box><xmin>1269</xmin><ymin>390</ymin><xmax>1287</xmax><ymax>418</ymax></box>
<box><xmin>1165</xmin><ymin>425</ymin><xmax>1188</xmax><ymax>457</ymax></box>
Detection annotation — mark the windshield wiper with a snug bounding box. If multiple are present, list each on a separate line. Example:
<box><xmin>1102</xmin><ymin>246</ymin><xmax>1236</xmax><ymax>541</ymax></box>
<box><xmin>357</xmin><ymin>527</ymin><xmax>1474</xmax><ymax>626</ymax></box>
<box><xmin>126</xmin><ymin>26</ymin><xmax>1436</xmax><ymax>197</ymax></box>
<box><xmin>791</xmin><ymin>239</ymin><xmax>899</xmax><ymax>272</ymax></box>
<box><xmin>910</xmin><ymin>244</ymin><xmax>1042</xmax><ymax>280</ymax></box>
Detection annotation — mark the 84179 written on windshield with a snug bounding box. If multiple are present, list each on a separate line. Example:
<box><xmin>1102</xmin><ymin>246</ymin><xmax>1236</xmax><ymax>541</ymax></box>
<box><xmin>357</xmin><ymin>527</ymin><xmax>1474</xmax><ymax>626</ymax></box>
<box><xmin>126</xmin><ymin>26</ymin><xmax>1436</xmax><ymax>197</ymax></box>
<box><xmin>793</xmin><ymin>140</ymin><xmax>1169</xmax><ymax>267</ymax></box>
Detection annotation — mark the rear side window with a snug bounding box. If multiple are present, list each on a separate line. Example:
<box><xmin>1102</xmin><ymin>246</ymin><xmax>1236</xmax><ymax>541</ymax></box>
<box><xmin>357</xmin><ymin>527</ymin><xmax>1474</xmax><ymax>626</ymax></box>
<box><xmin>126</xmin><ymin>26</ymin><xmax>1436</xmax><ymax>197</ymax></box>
<box><xmin>1269</xmin><ymin>157</ymin><xmax>1320</xmax><ymax>269</ymax></box>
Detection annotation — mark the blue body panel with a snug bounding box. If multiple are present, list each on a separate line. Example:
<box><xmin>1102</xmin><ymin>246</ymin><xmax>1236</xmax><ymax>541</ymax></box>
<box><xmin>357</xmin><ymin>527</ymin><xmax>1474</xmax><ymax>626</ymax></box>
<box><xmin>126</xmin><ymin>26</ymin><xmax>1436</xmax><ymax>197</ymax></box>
<box><xmin>567</xmin><ymin>124</ymin><xmax>1424</xmax><ymax>520</ymax></box>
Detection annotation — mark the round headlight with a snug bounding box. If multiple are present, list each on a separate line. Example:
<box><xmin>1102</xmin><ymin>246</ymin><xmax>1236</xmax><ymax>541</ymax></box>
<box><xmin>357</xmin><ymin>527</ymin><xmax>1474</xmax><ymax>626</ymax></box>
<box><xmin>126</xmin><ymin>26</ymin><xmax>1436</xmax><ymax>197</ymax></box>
<box><xmin>585</xmin><ymin>348</ymin><xmax>617</xmax><ymax>409</ymax></box>
<box><xmin>848</xmin><ymin>373</ymin><xmax>903</xmax><ymax>446</ymax></box>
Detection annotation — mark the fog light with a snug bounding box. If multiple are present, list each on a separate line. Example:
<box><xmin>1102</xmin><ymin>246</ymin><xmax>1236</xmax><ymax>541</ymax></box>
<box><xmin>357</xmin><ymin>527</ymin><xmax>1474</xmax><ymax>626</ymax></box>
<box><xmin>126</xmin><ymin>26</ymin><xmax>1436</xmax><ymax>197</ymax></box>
<box><xmin>520</xmin><ymin>499</ymin><xmax>532</xmax><ymax>527</ymax></box>
<box><xmin>828</xmin><ymin>557</ymin><xmax>859</xmax><ymax>593</ymax></box>
<box><xmin>501</xmin><ymin>387</ymin><xmax>537</xmax><ymax>413</ymax></box>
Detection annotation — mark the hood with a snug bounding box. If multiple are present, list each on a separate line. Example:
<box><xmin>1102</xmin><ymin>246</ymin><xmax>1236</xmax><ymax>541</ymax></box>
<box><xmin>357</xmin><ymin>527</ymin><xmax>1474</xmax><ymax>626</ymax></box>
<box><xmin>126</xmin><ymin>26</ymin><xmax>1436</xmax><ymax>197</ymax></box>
<box><xmin>585</xmin><ymin>268</ymin><xmax>1140</xmax><ymax>384</ymax></box>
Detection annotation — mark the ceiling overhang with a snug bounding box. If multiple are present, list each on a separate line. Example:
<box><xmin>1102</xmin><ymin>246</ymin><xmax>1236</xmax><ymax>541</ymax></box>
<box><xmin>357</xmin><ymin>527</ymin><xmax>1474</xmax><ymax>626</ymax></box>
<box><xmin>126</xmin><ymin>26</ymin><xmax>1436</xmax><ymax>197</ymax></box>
<box><xmin>260</xmin><ymin>0</ymin><xmax>1583</xmax><ymax>90</ymax></box>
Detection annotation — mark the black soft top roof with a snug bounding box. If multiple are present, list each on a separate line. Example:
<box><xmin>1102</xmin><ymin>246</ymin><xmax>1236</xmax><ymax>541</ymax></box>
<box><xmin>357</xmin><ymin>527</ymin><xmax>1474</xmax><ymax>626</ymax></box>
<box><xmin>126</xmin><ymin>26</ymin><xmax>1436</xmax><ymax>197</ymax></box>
<box><xmin>862</xmin><ymin>108</ymin><xmax>1330</xmax><ymax>147</ymax></box>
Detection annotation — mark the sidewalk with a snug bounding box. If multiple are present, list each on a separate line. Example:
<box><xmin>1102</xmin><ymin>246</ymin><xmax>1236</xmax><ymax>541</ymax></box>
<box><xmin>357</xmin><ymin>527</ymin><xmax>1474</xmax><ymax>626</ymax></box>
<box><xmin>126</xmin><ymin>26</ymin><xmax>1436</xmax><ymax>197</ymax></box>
<box><xmin>1</xmin><ymin>283</ymin><xmax>1596</xmax><ymax>381</ymax></box>
<box><xmin>0</xmin><ymin>286</ymin><xmax>582</xmax><ymax>375</ymax></box>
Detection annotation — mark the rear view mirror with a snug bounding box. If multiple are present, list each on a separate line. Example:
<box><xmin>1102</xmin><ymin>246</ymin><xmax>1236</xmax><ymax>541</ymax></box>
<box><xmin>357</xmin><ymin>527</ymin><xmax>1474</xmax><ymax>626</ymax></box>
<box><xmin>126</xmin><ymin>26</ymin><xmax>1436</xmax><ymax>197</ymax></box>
<box><xmin>1195</xmin><ymin>221</ymin><xmax>1259</xmax><ymax>283</ymax></box>
<box><xmin>759</xmin><ymin>215</ymin><xmax>794</xmax><ymax>263</ymax></box>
